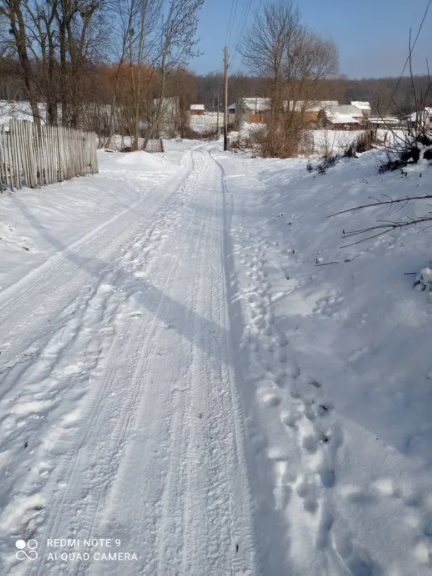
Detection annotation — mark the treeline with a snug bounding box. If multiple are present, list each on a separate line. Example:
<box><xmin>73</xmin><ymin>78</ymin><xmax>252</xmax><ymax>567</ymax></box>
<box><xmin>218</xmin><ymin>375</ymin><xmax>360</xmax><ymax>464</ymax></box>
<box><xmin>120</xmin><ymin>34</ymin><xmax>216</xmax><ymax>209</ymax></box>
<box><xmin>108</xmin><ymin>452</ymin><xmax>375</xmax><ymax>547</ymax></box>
<box><xmin>1</xmin><ymin>56</ymin><xmax>429</xmax><ymax>138</ymax></box>
<box><xmin>1</xmin><ymin>63</ymin><xmax>429</xmax><ymax>120</ymax></box>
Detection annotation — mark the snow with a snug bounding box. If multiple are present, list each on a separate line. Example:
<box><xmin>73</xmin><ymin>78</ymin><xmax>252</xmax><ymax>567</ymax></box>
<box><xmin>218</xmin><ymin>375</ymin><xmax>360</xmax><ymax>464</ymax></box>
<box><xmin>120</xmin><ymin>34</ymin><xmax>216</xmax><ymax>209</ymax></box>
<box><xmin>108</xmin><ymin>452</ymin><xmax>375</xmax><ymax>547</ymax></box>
<box><xmin>327</xmin><ymin>114</ymin><xmax>360</xmax><ymax>125</ymax></box>
<box><xmin>407</xmin><ymin>108</ymin><xmax>432</xmax><ymax>123</ymax></box>
<box><xmin>350</xmin><ymin>101</ymin><xmax>371</xmax><ymax>111</ymax></box>
<box><xmin>369</xmin><ymin>117</ymin><xmax>399</xmax><ymax>126</ymax></box>
<box><xmin>307</xmin><ymin>129</ymin><xmax>403</xmax><ymax>156</ymax></box>
<box><xmin>324</xmin><ymin>105</ymin><xmax>363</xmax><ymax>121</ymax></box>
<box><xmin>1</xmin><ymin>139</ymin><xmax>432</xmax><ymax>575</ymax></box>
<box><xmin>216</xmin><ymin>147</ymin><xmax>432</xmax><ymax>575</ymax></box>
<box><xmin>0</xmin><ymin>100</ymin><xmax>50</xmax><ymax>124</ymax></box>
<box><xmin>240</xmin><ymin>98</ymin><xmax>271</xmax><ymax>113</ymax></box>
<box><xmin>189</xmin><ymin>114</ymin><xmax>221</xmax><ymax>133</ymax></box>
<box><xmin>415</xmin><ymin>267</ymin><xmax>432</xmax><ymax>291</ymax></box>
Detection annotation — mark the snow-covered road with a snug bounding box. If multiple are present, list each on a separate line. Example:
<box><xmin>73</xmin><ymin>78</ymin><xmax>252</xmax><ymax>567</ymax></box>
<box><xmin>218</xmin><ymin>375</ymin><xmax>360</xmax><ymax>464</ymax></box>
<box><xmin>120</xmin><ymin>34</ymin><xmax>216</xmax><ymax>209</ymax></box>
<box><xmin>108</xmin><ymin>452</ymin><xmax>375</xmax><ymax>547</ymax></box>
<box><xmin>0</xmin><ymin>148</ymin><xmax>257</xmax><ymax>575</ymax></box>
<box><xmin>1</xmin><ymin>141</ymin><xmax>432</xmax><ymax>576</ymax></box>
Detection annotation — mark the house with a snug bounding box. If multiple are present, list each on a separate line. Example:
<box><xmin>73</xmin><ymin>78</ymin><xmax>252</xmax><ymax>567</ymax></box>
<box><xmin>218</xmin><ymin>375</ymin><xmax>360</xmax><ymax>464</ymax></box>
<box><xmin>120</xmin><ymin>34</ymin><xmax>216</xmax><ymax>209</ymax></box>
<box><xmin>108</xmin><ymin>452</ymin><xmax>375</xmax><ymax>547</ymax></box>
<box><xmin>235</xmin><ymin>98</ymin><xmax>271</xmax><ymax>123</ymax></box>
<box><xmin>232</xmin><ymin>98</ymin><xmax>339</xmax><ymax>125</ymax></box>
<box><xmin>190</xmin><ymin>104</ymin><xmax>205</xmax><ymax>116</ymax></box>
<box><xmin>228</xmin><ymin>103</ymin><xmax>236</xmax><ymax>115</ymax></box>
<box><xmin>405</xmin><ymin>108</ymin><xmax>432</xmax><ymax>129</ymax></box>
<box><xmin>351</xmin><ymin>101</ymin><xmax>372</xmax><ymax>119</ymax></box>
<box><xmin>286</xmin><ymin>100</ymin><xmax>339</xmax><ymax>124</ymax></box>
<box><xmin>318</xmin><ymin>105</ymin><xmax>364</xmax><ymax>130</ymax></box>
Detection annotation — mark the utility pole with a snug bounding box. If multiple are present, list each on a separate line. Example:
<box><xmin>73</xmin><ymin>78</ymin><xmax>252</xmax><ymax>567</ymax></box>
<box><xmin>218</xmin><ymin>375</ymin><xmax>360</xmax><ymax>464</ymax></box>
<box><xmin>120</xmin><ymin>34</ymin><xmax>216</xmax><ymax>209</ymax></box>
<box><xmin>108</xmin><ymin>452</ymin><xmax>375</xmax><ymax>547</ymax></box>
<box><xmin>216</xmin><ymin>93</ymin><xmax>220</xmax><ymax>136</ymax></box>
<box><xmin>224</xmin><ymin>46</ymin><xmax>229</xmax><ymax>151</ymax></box>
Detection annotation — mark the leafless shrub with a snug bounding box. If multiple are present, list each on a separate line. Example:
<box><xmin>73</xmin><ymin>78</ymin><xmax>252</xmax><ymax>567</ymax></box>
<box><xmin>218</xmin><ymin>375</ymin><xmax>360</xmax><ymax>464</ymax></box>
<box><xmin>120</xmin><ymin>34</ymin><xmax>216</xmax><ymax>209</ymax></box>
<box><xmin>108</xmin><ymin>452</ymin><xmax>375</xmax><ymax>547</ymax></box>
<box><xmin>328</xmin><ymin>25</ymin><xmax>432</xmax><ymax>248</ymax></box>
<box><xmin>329</xmin><ymin>192</ymin><xmax>432</xmax><ymax>247</ymax></box>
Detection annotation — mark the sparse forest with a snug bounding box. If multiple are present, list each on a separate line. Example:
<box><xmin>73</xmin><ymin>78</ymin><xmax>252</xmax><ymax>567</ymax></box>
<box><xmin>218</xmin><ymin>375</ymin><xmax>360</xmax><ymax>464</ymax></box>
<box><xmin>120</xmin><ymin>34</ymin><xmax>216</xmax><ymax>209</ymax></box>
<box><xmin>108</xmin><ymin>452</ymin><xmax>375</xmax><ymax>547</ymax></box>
<box><xmin>0</xmin><ymin>0</ymin><xmax>204</xmax><ymax>148</ymax></box>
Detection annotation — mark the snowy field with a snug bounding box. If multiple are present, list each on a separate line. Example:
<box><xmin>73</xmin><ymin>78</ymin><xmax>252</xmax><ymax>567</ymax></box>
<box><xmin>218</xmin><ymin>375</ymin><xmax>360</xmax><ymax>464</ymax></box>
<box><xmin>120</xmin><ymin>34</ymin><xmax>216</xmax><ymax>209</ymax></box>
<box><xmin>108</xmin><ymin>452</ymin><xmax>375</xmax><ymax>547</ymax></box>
<box><xmin>0</xmin><ymin>139</ymin><xmax>432</xmax><ymax>575</ymax></box>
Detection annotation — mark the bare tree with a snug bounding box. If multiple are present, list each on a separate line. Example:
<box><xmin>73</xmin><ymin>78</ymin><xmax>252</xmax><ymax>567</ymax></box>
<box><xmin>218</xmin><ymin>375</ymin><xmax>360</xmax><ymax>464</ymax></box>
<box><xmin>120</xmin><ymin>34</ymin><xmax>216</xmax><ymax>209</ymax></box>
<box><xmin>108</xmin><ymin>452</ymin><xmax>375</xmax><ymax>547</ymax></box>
<box><xmin>109</xmin><ymin>0</ymin><xmax>162</xmax><ymax>149</ymax></box>
<box><xmin>241</xmin><ymin>1</ymin><xmax>339</xmax><ymax>157</ymax></box>
<box><xmin>0</xmin><ymin>0</ymin><xmax>107</xmax><ymax>128</ymax></box>
<box><xmin>104</xmin><ymin>0</ymin><xmax>202</xmax><ymax>150</ymax></box>
<box><xmin>142</xmin><ymin>0</ymin><xmax>203</xmax><ymax>148</ymax></box>
<box><xmin>0</xmin><ymin>0</ymin><xmax>42</xmax><ymax>127</ymax></box>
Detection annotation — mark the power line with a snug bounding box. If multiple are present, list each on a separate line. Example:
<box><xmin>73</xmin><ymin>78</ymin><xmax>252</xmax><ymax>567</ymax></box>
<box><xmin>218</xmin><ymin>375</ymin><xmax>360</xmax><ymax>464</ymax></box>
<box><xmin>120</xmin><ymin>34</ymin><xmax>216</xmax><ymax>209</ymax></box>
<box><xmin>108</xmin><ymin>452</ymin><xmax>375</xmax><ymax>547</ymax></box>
<box><xmin>233</xmin><ymin>0</ymin><xmax>253</xmax><ymax>47</ymax></box>
<box><xmin>230</xmin><ymin>0</ymin><xmax>255</xmax><ymax>70</ymax></box>
<box><xmin>225</xmin><ymin>0</ymin><xmax>239</xmax><ymax>47</ymax></box>
<box><xmin>384</xmin><ymin>0</ymin><xmax>431</xmax><ymax>114</ymax></box>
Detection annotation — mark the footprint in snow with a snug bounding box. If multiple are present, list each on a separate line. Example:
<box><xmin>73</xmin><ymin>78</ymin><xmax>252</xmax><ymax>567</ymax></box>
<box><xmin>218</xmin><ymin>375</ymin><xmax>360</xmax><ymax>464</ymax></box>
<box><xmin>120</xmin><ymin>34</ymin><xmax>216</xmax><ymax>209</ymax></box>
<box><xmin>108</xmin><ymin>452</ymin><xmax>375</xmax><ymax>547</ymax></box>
<box><xmin>258</xmin><ymin>390</ymin><xmax>282</xmax><ymax>408</ymax></box>
<box><xmin>332</xmin><ymin>531</ymin><xmax>377</xmax><ymax>576</ymax></box>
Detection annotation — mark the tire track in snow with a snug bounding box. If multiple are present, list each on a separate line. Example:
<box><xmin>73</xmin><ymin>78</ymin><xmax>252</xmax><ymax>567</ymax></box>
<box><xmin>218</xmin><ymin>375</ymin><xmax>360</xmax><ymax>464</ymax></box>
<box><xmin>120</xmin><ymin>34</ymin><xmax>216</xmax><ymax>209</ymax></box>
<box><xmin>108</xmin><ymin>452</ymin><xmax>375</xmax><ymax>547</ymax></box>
<box><xmin>0</xmin><ymin>151</ymin><xmax>195</xmax><ymax>384</ymax></box>
<box><xmin>27</xmin><ymin>156</ymin><xmax>201</xmax><ymax>576</ymax></box>
<box><xmin>1</xmin><ymin>149</ymin><xmax>257</xmax><ymax>576</ymax></box>
<box><xmin>0</xmin><ymin>152</ymin><xmax>200</xmax><ymax>575</ymax></box>
<box><xmin>84</xmin><ymin>150</ymin><xmax>257</xmax><ymax>576</ymax></box>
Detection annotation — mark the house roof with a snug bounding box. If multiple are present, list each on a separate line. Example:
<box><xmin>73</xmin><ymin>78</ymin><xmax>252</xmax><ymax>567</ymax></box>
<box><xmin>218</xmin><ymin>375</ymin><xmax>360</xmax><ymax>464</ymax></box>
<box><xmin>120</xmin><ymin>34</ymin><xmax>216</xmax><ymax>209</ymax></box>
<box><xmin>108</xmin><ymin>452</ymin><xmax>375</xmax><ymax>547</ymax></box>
<box><xmin>368</xmin><ymin>117</ymin><xmax>399</xmax><ymax>125</ymax></box>
<box><xmin>241</xmin><ymin>98</ymin><xmax>271</xmax><ymax>112</ymax></box>
<box><xmin>327</xmin><ymin>115</ymin><xmax>361</xmax><ymax>125</ymax></box>
<box><xmin>351</xmin><ymin>101</ymin><xmax>371</xmax><ymax>110</ymax></box>
<box><xmin>324</xmin><ymin>105</ymin><xmax>363</xmax><ymax>120</ymax></box>
<box><xmin>190</xmin><ymin>104</ymin><xmax>205</xmax><ymax>111</ymax></box>
<box><xmin>232</xmin><ymin>98</ymin><xmax>341</xmax><ymax>114</ymax></box>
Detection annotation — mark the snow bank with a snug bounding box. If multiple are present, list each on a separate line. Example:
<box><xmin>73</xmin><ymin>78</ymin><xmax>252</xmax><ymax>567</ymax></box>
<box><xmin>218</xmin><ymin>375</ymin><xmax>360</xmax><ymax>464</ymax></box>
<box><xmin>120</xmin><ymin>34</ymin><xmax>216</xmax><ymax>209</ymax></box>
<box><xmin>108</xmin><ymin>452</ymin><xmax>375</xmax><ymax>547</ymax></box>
<box><xmin>217</xmin><ymin>145</ymin><xmax>432</xmax><ymax>575</ymax></box>
<box><xmin>113</xmin><ymin>150</ymin><xmax>176</xmax><ymax>172</ymax></box>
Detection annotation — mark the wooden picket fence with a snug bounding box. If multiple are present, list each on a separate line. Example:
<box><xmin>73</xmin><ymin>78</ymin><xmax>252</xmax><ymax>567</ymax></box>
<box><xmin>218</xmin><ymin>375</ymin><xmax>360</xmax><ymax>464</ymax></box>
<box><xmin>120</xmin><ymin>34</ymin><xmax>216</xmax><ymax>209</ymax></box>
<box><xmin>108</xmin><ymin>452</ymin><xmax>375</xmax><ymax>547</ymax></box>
<box><xmin>0</xmin><ymin>120</ymin><xmax>98</xmax><ymax>190</ymax></box>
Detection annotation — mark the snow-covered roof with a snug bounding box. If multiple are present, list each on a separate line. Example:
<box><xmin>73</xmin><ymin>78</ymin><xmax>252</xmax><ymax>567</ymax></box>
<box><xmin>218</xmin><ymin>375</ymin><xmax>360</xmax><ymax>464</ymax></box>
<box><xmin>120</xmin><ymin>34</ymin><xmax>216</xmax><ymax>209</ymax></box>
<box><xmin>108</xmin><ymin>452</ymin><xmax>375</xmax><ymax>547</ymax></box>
<box><xmin>324</xmin><ymin>105</ymin><xmax>363</xmax><ymax>120</ymax></box>
<box><xmin>368</xmin><ymin>117</ymin><xmax>399</xmax><ymax>125</ymax></box>
<box><xmin>234</xmin><ymin>98</ymin><xmax>339</xmax><ymax>114</ymax></box>
<box><xmin>241</xmin><ymin>98</ymin><xmax>271</xmax><ymax>112</ymax></box>
<box><xmin>190</xmin><ymin>104</ymin><xmax>205</xmax><ymax>111</ymax></box>
<box><xmin>327</xmin><ymin>115</ymin><xmax>360</xmax><ymax>125</ymax></box>
<box><xmin>351</xmin><ymin>101</ymin><xmax>371</xmax><ymax>111</ymax></box>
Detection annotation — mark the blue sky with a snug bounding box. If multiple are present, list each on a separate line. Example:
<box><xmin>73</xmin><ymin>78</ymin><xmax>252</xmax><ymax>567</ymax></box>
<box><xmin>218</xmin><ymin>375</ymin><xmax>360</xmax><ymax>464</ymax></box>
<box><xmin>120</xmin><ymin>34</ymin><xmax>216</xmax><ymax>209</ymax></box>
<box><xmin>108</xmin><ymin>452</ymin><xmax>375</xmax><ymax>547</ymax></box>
<box><xmin>192</xmin><ymin>0</ymin><xmax>432</xmax><ymax>78</ymax></box>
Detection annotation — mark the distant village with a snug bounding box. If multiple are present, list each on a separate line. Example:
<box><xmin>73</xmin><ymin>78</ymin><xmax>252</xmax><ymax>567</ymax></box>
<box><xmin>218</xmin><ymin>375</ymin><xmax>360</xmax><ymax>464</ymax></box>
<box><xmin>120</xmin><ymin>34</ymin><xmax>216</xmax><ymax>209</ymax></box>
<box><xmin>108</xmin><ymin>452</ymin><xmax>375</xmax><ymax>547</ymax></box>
<box><xmin>189</xmin><ymin>98</ymin><xmax>432</xmax><ymax>134</ymax></box>
<box><xmin>1</xmin><ymin>97</ymin><xmax>431</xmax><ymax>143</ymax></box>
